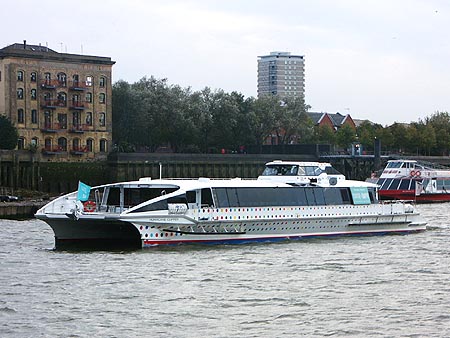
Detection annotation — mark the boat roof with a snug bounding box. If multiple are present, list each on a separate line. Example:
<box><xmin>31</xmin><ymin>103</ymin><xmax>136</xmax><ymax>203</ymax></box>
<box><xmin>387</xmin><ymin>159</ymin><xmax>417</xmax><ymax>163</ymax></box>
<box><xmin>265</xmin><ymin>160</ymin><xmax>332</xmax><ymax>167</ymax></box>
<box><xmin>93</xmin><ymin>176</ymin><xmax>376</xmax><ymax>190</ymax></box>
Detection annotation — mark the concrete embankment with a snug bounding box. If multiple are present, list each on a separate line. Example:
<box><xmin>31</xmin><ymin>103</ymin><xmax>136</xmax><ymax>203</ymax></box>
<box><xmin>0</xmin><ymin>201</ymin><xmax>46</xmax><ymax>219</ymax></box>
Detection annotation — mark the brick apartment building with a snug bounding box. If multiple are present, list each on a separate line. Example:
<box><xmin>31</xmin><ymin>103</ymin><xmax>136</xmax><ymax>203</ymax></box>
<box><xmin>0</xmin><ymin>41</ymin><xmax>115</xmax><ymax>161</ymax></box>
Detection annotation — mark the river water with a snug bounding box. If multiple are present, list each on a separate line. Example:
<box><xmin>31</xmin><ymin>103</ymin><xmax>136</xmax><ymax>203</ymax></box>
<box><xmin>1</xmin><ymin>203</ymin><xmax>449</xmax><ymax>337</ymax></box>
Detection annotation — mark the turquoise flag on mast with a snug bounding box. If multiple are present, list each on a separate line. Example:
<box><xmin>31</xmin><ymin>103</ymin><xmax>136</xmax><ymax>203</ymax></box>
<box><xmin>77</xmin><ymin>181</ymin><xmax>91</xmax><ymax>201</ymax></box>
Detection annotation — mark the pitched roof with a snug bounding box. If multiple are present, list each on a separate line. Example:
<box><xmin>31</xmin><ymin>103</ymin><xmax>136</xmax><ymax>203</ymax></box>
<box><xmin>1</xmin><ymin>43</ymin><xmax>57</xmax><ymax>53</ymax></box>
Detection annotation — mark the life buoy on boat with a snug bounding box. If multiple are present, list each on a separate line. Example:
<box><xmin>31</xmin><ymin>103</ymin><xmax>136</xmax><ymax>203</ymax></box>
<box><xmin>410</xmin><ymin>170</ymin><xmax>416</xmax><ymax>177</ymax></box>
<box><xmin>415</xmin><ymin>170</ymin><xmax>421</xmax><ymax>177</ymax></box>
<box><xmin>83</xmin><ymin>200</ymin><xmax>96</xmax><ymax>212</ymax></box>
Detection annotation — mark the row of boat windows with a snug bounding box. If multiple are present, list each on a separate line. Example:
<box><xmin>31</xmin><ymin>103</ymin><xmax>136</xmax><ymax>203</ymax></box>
<box><xmin>386</xmin><ymin>162</ymin><xmax>417</xmax><ymax>169</ymax></box>
<box><xmin>377</xmin><ymin>178</ymin><xmax>426</xmax><ymax>191</ymax></box>
<box><xmin>261</xmin><ymin>165</ymin><xmax>342</xmax><ymax>177</ymax></box>
<box><xmin>378</xmin><ymin>178</ymin><xmax>450</xmax><ymax>191</ymax></box>
<box><xmin>130</xmin><ymin>187</ymin><xmax>377</xmax><ymax>213</ymax></box>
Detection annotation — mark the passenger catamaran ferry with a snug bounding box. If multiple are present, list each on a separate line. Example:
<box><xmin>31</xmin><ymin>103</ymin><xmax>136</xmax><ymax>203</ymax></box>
<box><xmin>376</xmin><ymin>159</ymin><xmax>450</xmax><ymax>202</ymax></box>
<box><xmin>35</xmin><ymin>161</ymin><xmax>426</xmax><ymax>249</ymax></box>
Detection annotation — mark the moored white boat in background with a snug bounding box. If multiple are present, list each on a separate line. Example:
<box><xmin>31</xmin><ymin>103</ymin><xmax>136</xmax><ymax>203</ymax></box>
<box><xmin>35</xmin><ymin>161</ymin><xmax>427</xmax><ymax>249</ymax></box>
<box><xmin>376</xmin><ymin>159</ymin><xmax>450</xmax><ymax>202</ymax></box>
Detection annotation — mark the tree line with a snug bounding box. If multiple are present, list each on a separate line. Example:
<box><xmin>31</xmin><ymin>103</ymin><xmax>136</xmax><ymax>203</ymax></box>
<box><xmin>112</xmin><ymin>76</ymin><xmax>450</xmax><ymax>156</ymax></box>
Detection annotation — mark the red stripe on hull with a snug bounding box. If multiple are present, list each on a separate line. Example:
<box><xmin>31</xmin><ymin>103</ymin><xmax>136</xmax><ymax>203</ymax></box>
<box><xmin>379</xmin><ymin>190</ymin><xmax>450</xmax><ymax>202</ymax></box>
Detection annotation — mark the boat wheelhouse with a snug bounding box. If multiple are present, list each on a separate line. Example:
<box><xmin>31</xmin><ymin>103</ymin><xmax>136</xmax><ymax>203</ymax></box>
<box><xmin>36</xmin><ymin>162</ymin><xmax>426</xmax><ymax>249</ymax></box>
<box><xmin>376</xmin><ymin>159</ymin><xmax>450</xmax><ymax>202</ymax></box>
<box><xmin>258</xmin><ymin>160</ymin><xmax>345</xmax><ymax>186</ymax></box>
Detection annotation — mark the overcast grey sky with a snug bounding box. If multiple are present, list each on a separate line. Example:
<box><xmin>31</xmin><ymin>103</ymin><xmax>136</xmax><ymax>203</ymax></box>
<box><xmin>2</xmin><ymin>0</ymin><xmax>450</xmax><ymax>125</ymax></box>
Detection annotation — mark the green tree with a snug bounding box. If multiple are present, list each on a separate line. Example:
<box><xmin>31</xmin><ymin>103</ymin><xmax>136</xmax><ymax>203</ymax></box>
<box><xmin>356</xmin><ymin>121</ymin><xmax>383</xmax><ymax>151</ymax></box>
<box><xmin>336</xmin><ymin>124</ymin><xmax>357</xmax><ymax>148</ymax></box>
<box><xmin>315</xmin><ymin>124</ymin><xmax>336</xmax><ymax>145</ymax></box>
<box><xmin>246</xmin><ymin>95</ymin><xmax>280</xmax><ymax>147</ymax></box>
<box><xmin>0</xmin><ymin>115</ymin><xmax>18</xmax><ymax>149</ymax></box>
<box><xmin>425</xmin><ymin>111</ymin><xmax>450</xmax><ymax>155</ymax></box>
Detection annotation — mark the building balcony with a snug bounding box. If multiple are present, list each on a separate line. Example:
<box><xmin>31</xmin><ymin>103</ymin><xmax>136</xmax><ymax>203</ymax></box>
<box><xmin>41</xmin><ymin>123</ymin><xmax>66</xmax><ymax>133</ymax></box>
<box><xmin>69</xmin><ymin>101</ymin><xmax>85</xmax><ymax>110</ymax></box>
<box><xmin>41</xmin><ymin>99</ymin><xmax>67</xmax><ymax>109</ymax></box>
<box><xmin>69</xmin><ymin>81</ymin><xmax>87</xmax><ymax>91</ymax></box>
<box><xmin>70</xmin><ymin>146</ymin><xmax>89</xmax><ymax>155</ymax></box>
<box><xmin>40</xmin><ymin>80</ymin><xmax>67</xmax><ymax>89</ymax></box>
<box><xmin>69</xmin><ymin>124</ymin><xmax>90</xmax><ymax>133</ymax></box>
<box><xmin>42</xmin><ymin>146</ymin><xmax>66</xmax><ymax>155</ymax></box>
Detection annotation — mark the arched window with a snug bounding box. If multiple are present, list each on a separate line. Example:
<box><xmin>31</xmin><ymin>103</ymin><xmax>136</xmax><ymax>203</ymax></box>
<box><xmin>85</xmin><ymin>112</ymin><xmax>92</xmax><ymax>126</ymax></box>
<box><xmin>57</xmin><ymin>72</ymin><xmax>67</xmax><ymax>86</ymax></box>
<box><xmin>17</xmin><ymin>137</ymin><xmax>25</xmax><ymax>150</ymax></box>
<box><xmin>86</xmin><ymin>75</ymin><xmax>93</xmax><ymax>87</ymax></box>
<box><xmin>30</xmin><ymin>72</ymin><xmax>37</xmax><ymax>82</ymax></box>
<box><xmin>57</xmin><ymin>92</ymin><xmax>67</xmax><ymax>106</ymax></box>
<box><xmin>31</xmin><ymin>137</ymin><xmax>39</xmax><ymax>146</ymax></box>
<box><xmin>44</xmin><ymin>111</ymin><xmax>52</xmax><ymax>129</ymax></box>
<box><xmin>17</xmin><ymin>88</ymin><xmax>24</xmax><ymax>99</ymax></box>
<box><xmin>99</xmin><ymin>139</ymin><xmax>107</xmax><ymax>152</ymax></box>
<box><xmin>72</xmin><ymin>74</ymin><xmax>79</xmax><ymax>87</ymax></box>
<box><xmin>58</xmin><ymin>137</ymin><xmax>67</xmax><ymax>151</ymax></box>
<box><xmin>31</xmin><ymin>89</ymin><xmax>37</xmax><ymax>100</ymax></box>
<box><xmin>86</xmin><ymin>138</ymin><xmax>93</xmax><ymax>152</ymax></box>
<box><xmin>99</xmin><ymin>112</ymin><xmax>106</xmax><ymax>126</ymax></box>
<box><xmin>99</xmin><ymin>76</ymin><xmax>106</xmax><ymax>87</ymax></box>
<box><xmin>17</xmin><ymin>109</ymin><xmax>25</xmax><ymax>124</ymax></box>
<box><xmin>44</xmin><ymin>72</ymin><xmax>51</xmax><ymax>85</ymax></box>
<box><xmin>17</xmin><ymin>70</ymin><xmax>24</xmax><ymax>81</ymax></box>
<box><xmin>31</xmin><ymin>110</ymin><xmax>38</xmax><ymax>124</ymax></box>
<box><xmin>86</xmin><ymin>92</ymin><xmax>92</xmax><ymax>103</ymax></box>
<box><xmin>99</xmin><ymin>93</ymin><xmax>106</xmax><ymax>104</ymax></box>
<box><xmin>72</xmin><ymin>111</ymin><xmax>81</xmax><ymax>130</ymax></box>
<box><xmin>72</xmin><ymin>138</ymin><xmax>80</xmax><ymax>151</ymax></box>
<box><xmin>44</xmin><ymin>137</ymin><xmax>52</xmax><ymax>151</ymax></box>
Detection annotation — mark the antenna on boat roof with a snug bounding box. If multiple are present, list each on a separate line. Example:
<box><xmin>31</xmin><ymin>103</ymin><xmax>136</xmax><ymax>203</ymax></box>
<box><xmin>159</xmin><ymin>162</ymin><xmax>162</xmax><ymax>179</ymax></box>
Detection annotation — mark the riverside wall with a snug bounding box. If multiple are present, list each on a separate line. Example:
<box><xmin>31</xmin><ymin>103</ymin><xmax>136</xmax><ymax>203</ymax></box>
<box><xmin>2</xmin><ymin>150</ymin><xmax>450</xmax><ymax>196</ymax></box>
<box><xmin>1</xmin><ymin>152</ymin><xmax>318</xmax><ymax>195</ymax></box>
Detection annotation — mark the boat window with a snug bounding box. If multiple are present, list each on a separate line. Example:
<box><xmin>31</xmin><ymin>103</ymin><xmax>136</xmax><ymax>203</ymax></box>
<box><xmin>445</xmin><ymin>180</ymin><xmax>450</xmax><ymax>190</ymax></box>
<box><xmin>132</xmin><ymin>200</ymin><xmax>168</xmax><ymax>212</ymax></box>
<box><xmin>106</xmin><ymin>187</ymin><xmax>178</xmax><ymax>208</ymax></box>
<box><xmin>399</xmin><ymin>180</ymin><xmax>411</xmax><ymax>190</ymax></box>
<box><xmin>226</xmin><ymin>188</ymin><xmax>240</xmax><ymax>207</ymax></box>
<box><xmin>305</xmin><ymin>188</ymin><xmax>316</xmax><ymax>205</ymax></box>
<box><xmin>313</xmin><ymin>187</ymin><xmax>326</xmax><ymax>205</ymax></box>
<box><xmin>262</xmin><ymin>165</ymin><xmax>299</xmax><ymax>176</ymax></box>
<box><xmin>323</xmin><ymin>188</ymin><xmax>343</xmax><ymax>204</ymax></box>
<box><xmin>368</xmin><ymin>188</ymin><xmax>377</xmax><ymax>203</ymax></box>
<box><xmin>167</xmin><ymin>194</ymin><xmax>188</xmax><ymax>205</ymax></box>
<box><xmin>380</xmin><ymin>179</ymin><xmax>392</xmax><ymax>190</ymax></box>
<box><xmin>186</xmin><ymin>191</ymin><xmax>196</xmax><ymax>203</ymax></box>
<box><xmin>325</xmin><ymin>166</ymin><xmax>342</xmax><ymax>175</ymax></box>
<box><xmin>201</xmin><ymin>188</ymin><xmax>214</xmax><ymax>207</ymax></box>
<box><xmin>387</xmin><ymin>179</ymin><xmax>401</xmax><ymax>190</ymax></box>
<box><xmin>211</xmin><ymin>187</ymin><xmax>357</xmax><ymax>208</ymax></box>
<box><xmin>376</xmin><ymin>178</ymin><xmax>385</xmax><ymax>187</ymax></box>
<box><xmin>214</xmin><ymin>188</ymin><xmax>229</xmax><ymax>207</ymax></box>
<box><xmin>129</xmin><ymin>193</ymin><xmax>187</xmax><ymax>213</ymax></box>
<box><xmin>386</xmin><ymin>162</ymin><xmax>402</xmax><ymax>169</ymax></box>
<box><xmin>107</xmin><ymin>187</ymin><xmax>121</xmax><ymax>206</ymax></box>
<box><xmin>305</xmin><ymin>166</ymin><xmax>321</xmax><ymax>176</ymax></box>
<box><xmin>340</xmin><ymin>188</ymin><xmax>351</xmax><ymax>204</ymax></box>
